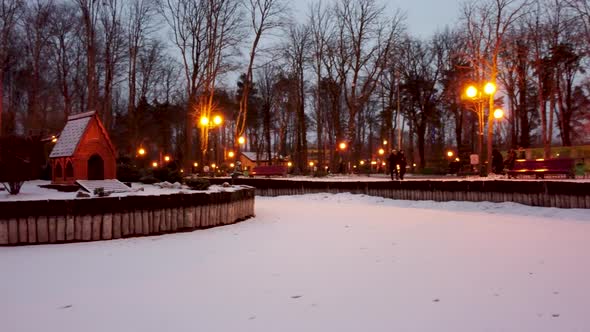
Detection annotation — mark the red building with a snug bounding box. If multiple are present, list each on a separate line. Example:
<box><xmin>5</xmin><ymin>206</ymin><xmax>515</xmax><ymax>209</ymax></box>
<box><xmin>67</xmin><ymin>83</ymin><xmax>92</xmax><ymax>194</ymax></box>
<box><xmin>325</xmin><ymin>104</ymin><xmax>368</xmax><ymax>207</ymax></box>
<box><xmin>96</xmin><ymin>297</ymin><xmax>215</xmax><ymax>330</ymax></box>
<box><xmin>49</xmin><ymin>112</ymin><xmax>116</xmax><ymax>184</ymax></box>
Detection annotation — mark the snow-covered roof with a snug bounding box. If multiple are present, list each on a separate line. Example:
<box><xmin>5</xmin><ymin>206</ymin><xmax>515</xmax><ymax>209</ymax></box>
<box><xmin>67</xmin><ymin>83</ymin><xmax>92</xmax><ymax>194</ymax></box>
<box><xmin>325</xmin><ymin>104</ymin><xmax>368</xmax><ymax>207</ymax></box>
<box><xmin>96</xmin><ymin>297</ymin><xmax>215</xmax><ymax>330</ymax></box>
<box><xmin>49</xmin><ymin>112</ymin><xmax>94</xmax><ymax>158</ymax></box>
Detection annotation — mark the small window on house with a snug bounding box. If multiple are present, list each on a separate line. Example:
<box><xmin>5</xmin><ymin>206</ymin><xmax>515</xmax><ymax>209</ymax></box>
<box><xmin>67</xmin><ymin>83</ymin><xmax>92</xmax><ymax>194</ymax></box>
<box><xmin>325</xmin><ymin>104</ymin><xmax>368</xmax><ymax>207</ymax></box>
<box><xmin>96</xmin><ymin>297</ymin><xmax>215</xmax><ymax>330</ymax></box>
<box><xmin>55</xmin><ymin>163</ymin><xmax>63</xmax><ymax>179</ymax></box>
<box><xmin>65</xmin><ymin>161</ymin><xmax>74</xmax><ymax>178</ymax></box>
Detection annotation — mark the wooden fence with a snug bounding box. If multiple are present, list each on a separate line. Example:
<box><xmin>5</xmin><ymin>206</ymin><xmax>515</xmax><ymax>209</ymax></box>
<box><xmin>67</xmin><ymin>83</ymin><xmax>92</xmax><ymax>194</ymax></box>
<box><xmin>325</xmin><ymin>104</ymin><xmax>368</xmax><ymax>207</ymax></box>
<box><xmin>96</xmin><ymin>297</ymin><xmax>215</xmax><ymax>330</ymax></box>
<box><xmin>210</xmin><ymin>178</ymin><xmax>590</xmax><ymax>209</ymax></box>
<box><xmin>0</xmin><ymin>187</ymin><xmax>255</xmax><ymax>246</ymax></box>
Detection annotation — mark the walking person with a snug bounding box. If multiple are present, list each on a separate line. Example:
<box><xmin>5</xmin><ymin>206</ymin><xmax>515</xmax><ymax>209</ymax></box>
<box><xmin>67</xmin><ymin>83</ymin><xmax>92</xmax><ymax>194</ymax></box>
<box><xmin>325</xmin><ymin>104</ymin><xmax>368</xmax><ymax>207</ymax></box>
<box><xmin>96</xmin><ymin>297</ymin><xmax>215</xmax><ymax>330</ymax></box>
<box><xmin>491</xmin><ymin>149</ymin><xmax>504</xmax><ymax>174</ymax></box>
<box><xmin>504</xmin><ymin>149</ymin><xmax>516</xmax><ymax>171</ymax></box>
<box><xmin>397</xmin><ymin>150</ymin><xmax>407</xmax><ymax>180</ymax></box>
<box><xmin>387</xmin><ymin>150</ymin><xmax>398</xmax><ymax>180</ymax></box>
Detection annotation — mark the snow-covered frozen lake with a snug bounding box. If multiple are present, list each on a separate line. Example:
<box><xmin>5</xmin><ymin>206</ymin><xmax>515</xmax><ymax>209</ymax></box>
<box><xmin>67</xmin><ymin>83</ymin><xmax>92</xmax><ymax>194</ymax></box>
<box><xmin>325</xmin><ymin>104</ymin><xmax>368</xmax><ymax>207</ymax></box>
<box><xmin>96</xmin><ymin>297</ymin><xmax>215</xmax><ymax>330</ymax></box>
<box><xmin>1</xmin><ymin>193</ymin><xmax>589</xmax><ymax>332</ymax></box>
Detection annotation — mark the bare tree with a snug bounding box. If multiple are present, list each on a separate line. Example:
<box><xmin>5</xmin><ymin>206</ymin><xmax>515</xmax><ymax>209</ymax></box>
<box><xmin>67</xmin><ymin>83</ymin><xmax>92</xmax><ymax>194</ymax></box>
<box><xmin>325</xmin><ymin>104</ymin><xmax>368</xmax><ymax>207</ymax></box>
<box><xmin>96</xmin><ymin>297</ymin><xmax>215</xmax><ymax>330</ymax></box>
<box><xmin>161</xmin><ymin>0</ymin><xmax>241</xmax><ymax>169</ymax></box>
<box><xmin>308</xmin><ymin>0</ymin><xmax>332</xmax><ymax>168</ymax></box>
<box><xmin>235</xmin><ymin>0</ymin><xmax>288</xmax><ymax>142</ymax></box>
<box><xmin>461</xmin><ymin>0</ymin><xmax>530</xmax><ymax>169</ymax></box>
<box><xmin>99</xmin><ymin>0</ymin><xmax>126</xmax><ymax>130</ymax></box>
<box><xmin>76</xmin><ymin>0</ymin><xmax>101</xmax><ymax>114</ymax></box>
<box><xmin>0</xmin><ymin>0</ymin><xmax>24</xmax><ymax>135</ymax></box>
<box><xmin>22</xmin><ymin>0</ymin><xmax>54</xmax><ymax>132</ymax></box>
<box><xmin>49</xmin><ymin>2</ymin><xmax>79</xmax><ymax>117</ymax></box>
<box><xmin>127</xmin><ymin>0</ymin><xmax>157</xmax><ymax>150</ymax></box>
<box><xmin>335</xmin><ymin>0</ymin><xmax>404</xmax><ymax>160</ymax></box>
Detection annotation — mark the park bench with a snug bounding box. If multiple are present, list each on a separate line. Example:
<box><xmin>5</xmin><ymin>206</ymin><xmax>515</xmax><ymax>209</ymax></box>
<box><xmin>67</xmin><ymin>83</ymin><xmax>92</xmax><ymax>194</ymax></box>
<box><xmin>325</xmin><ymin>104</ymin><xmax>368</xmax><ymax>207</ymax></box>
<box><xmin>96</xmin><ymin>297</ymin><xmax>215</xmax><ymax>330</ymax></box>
<box><xmin>507</xmin><ymin>158</ymin><xmax>575</xmax><ymax>179</ymax></box>
<box><xmin>250</xmin><ymin>165</ymin><xmax>288</xmax><ymax>177</ymax></box>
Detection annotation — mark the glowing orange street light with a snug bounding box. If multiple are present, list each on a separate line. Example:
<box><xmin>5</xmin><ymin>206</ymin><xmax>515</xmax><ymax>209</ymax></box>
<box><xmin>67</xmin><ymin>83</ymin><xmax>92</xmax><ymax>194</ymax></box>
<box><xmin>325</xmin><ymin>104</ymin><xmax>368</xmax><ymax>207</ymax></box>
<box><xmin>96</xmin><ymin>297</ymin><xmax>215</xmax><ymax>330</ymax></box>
<box><xmin>200</xmin><ymin>116</ymin><xmax>209</xmax><ymax>126</ymax></box>
<box><xmin>213</xmin><ymin>115</ymin><xmax>222</xmax><ymax>125</ymax></box>
<box><xmin>164</xmin><ymin>155</ymin><xmax>171</xmax><ymax>162</ymax></box>
<box><xmin>138</xmin><ymin>148</ymin><xmax>146</xmax><ymax>156</ymax></box>
<box><xmin>339</xmin><ymin>142</ymin><xmax>347</xmax><ymax>150</ymax></box>
<box><xmin>383</xmin><ymin>140</ymin><xmax>388</xmax><ymax>146</ymax></box>
<box><xmin>309</xmin><ymin>161</ymin><xmax>315</xmax><ymax>167</ymax></box>
<box><xmin>211</xmin><ymin>163</ymin><xmax>216</xmax><ymax>169</ymax></box>
<box><xmin>378</xmin><ymin>148</ymin><xmax>385</xmax><ymax>156</ymax></box>
<box><xmin>152</xmin><ymin>162</ymin><xmax>158</xmax><ymax>168</ymax></box>
<box><xmin>230</xmin><ymin>163</ymin><xmax>235</xmax><ymax>168</ymax></box>
<box><xmin>228</xmin><ymin>151</ymin><xmax>235</xmax><ymax>158</ymax></box>
<box><xmin>494</xmin><ymin>108</ymin><xmax>504</xmax><ymax>119</ymax></box>
<box><xmin>287</xmin><ymin>162</ymin><xmax>293</xmax><ymax>167</ymax></box>
<box><xmin>447</xmin><ymin>151</ymin><xmax>454</xmax><ymax>158</ymax></box>
<box><xmin>466</xmin><ymin>86</ymin><xmax>478</xmax><ymax>98</ymax></box>
<box><xmin>484</xmin><ymin>82</ymin><xmax>496</xmax><ymax>95</ymax></box>
<box><xmin>238</xmin><ymin>136</ymin><xmax>245</xmax><ymax>145</ymax></box>
<box><xmin>360</xmin><ymin>160</ymin><xmax>365</xmax><ymax>165</ymax></box>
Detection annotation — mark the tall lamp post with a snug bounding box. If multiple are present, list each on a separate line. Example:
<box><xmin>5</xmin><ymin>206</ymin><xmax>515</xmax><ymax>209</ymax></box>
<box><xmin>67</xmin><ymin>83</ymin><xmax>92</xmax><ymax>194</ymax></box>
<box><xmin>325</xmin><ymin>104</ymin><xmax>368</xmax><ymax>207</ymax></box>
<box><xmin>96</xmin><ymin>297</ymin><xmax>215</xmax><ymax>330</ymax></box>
<box><xmin>465</xmin><ymin>82</ymin><xmax>497</xmax><ymax>175</ymax></box>
<box><xmin>199</xmin><ymin>115</ymin><xmax>223</xmax><ymax>167</ymax></box>
<box><xmin>339</xmin><ymin>142</ymin><xmax>347</xmax><ymax>174</ymax></box>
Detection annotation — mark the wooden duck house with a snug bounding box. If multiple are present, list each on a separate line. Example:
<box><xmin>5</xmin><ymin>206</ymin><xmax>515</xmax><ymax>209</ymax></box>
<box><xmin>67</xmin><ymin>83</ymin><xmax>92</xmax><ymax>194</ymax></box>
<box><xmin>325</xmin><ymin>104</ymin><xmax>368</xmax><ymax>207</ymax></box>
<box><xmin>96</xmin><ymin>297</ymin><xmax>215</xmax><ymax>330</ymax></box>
<box><xmin>49</xmin><ymin>112</ymin><xmax>116</xmax><ymax>185</ymax></box>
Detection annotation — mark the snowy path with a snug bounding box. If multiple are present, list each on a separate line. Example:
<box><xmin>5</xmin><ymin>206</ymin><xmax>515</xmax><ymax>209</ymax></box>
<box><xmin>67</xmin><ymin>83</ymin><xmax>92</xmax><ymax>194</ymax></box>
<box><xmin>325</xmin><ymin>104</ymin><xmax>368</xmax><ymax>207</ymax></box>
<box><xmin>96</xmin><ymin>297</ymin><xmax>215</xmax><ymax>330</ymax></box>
<box><xmin>1</xmin><ymin>194</ymin><xmax>589</xmax><ymax>332</ymax></box>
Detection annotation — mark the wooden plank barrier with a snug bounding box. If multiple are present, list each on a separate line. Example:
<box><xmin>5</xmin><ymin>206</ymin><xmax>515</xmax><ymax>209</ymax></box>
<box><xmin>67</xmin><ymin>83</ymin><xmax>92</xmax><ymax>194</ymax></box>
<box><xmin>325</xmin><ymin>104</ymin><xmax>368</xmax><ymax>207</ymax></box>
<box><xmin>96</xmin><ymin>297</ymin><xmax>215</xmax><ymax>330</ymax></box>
<box><xmin>0</xmin><ymin>186</ymin><xmax>255</xmax><ymax>246</ymax></box>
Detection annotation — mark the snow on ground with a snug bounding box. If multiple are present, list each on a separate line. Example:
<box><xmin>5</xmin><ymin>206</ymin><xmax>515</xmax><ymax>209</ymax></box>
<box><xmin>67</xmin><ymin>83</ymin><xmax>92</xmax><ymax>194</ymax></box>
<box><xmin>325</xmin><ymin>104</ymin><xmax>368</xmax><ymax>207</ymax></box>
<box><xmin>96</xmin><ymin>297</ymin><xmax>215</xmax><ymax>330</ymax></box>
<box><xmin>1</xmin><ymin>194</ymin><xmax>590</xmax><ymax>332</ymax></box>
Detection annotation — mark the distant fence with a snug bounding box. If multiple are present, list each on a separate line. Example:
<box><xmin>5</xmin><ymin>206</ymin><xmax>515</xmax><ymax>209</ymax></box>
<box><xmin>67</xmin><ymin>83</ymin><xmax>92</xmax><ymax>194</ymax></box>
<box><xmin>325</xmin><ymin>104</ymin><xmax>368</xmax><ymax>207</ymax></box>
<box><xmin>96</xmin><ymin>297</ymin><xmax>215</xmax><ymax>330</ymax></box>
<box><xmin>210</xmin><ymin>178</ymin><xmax>590</xmax><ymax>209</ymax></box>
<box><xmin>0</xmin><ymin>187</ymin><xmax>255</xmax><ymax>246</ymax></box>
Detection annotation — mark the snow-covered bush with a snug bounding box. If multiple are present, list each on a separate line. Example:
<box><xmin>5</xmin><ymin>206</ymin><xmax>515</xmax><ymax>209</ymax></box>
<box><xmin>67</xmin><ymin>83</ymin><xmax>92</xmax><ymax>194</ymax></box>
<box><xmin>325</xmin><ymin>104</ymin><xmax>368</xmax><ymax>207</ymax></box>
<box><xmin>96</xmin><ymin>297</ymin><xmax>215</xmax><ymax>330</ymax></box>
<box><xmin>0</xmin><ymin>136</ymin><xmax>33</xmax><ymax>195</ymax></box>
<box><xmin>185</xmin><ymin>177</ymin><xmax>210</xmax><ymax>190</ymax></box>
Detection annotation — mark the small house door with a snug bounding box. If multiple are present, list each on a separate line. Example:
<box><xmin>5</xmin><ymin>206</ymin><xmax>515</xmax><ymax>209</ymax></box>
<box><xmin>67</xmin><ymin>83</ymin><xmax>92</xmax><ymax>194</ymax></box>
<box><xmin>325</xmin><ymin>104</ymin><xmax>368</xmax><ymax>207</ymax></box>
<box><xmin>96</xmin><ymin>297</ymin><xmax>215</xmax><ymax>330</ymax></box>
<box><xmin>87</xmin><ymin>154</ymin><xmax>104</xmax><ymax>180</ymax></box>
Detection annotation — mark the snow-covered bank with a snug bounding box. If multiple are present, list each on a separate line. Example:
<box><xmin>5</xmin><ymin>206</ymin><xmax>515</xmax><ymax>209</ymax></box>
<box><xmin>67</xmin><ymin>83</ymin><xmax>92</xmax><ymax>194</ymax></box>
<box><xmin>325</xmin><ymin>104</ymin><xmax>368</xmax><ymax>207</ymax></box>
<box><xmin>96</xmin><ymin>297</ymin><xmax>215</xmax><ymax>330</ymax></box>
<box><xmin>0</xmin><ymin>193</ymin><xmax>589</xmax><ymax>332</ymax></box>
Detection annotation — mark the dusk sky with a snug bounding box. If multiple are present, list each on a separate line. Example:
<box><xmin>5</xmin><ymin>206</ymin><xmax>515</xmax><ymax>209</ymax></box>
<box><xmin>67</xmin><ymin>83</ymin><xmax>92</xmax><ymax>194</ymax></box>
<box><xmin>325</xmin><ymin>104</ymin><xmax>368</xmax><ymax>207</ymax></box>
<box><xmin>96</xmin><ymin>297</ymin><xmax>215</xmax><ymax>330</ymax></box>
<box><xmin>291</xmin><ymin>0</ymin><xmax>463</xmax><ymax>38</ymax></box>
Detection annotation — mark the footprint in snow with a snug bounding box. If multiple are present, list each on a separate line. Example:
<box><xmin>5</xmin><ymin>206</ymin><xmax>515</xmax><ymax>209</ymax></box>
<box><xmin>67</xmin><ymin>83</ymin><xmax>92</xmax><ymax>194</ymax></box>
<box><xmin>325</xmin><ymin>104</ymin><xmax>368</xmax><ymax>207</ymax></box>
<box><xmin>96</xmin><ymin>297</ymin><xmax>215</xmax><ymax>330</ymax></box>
<box><xmin>433</xmin><ymin>299</ymin><xmax>440</xmax><ymax>303</ymax></box>
<box><xmin>291</xmin><ymin>295</ymin><xmax>303</xmax><ymax>299</ymax></box>
<box><xmin>59</xmin><ymin>305</ymin><xmax>72</xmax><ymax>309</ymax></box>
<box><xmin>249</xmin><ymin>316</ymin><xmax>256</xmax><ymax>320</ymax></box>
<box><xmin>552</xmin><ymin>314</ymin><xmax>560</xmax><ymax>318</ymax></box>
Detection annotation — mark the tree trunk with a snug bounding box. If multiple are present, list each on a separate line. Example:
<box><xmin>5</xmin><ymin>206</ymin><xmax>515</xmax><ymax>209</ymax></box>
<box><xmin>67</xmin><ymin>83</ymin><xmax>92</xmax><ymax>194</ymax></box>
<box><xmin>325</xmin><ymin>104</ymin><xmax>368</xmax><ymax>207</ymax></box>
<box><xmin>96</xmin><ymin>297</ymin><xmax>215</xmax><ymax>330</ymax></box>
<box><xmin>417</xmin><ymin>123</ymin><xmax>426</xmax><ymax>170</ymax></box>
<box><xmin>0</xmin><ymin>70</ymin><xmax>3</xmax><ymax>136</ymax></box>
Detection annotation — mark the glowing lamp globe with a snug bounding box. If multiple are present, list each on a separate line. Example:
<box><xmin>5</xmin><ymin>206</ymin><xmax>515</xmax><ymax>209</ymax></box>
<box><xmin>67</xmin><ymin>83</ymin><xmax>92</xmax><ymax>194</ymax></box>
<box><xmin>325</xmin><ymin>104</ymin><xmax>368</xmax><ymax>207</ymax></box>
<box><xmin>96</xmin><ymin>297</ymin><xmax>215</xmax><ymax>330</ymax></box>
<box><xmin>484</xmin><ymin>82</ymin><xmax>496</xmax><ymax>95</ymax></box>
<box><xmin>466</xmin><ymin>86</ymin><xmax>478</xmax><ymax>98</ymax></box>
<box><xmin>494</xmin><ymin>108</ymin><xmax>504</xmax><ymax>119</ymax></box>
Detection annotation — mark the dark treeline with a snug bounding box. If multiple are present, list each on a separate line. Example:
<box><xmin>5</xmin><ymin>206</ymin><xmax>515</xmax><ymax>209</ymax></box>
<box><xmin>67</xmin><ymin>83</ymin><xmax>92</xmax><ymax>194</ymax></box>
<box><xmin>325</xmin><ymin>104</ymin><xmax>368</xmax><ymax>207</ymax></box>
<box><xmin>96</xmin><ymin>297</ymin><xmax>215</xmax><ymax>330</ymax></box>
<box><xmin>1</xmin><ymin>0</ymin><xmax>589</xmax><ymax>173</ymax></box>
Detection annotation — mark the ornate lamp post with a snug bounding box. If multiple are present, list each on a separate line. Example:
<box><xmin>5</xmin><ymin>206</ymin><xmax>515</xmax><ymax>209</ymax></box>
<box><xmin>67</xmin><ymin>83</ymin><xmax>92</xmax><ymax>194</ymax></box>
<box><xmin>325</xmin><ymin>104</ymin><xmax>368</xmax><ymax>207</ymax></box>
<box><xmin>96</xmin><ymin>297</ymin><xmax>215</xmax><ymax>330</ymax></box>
<box><xmin>465</xmin><ymin>82</ymin><xmax>497</xmax><ymax>175</ymax></box>
<box><xmin>199</xmin><ymin>115</ymin><xmax>223</xmax><ymax>167</ymax></box>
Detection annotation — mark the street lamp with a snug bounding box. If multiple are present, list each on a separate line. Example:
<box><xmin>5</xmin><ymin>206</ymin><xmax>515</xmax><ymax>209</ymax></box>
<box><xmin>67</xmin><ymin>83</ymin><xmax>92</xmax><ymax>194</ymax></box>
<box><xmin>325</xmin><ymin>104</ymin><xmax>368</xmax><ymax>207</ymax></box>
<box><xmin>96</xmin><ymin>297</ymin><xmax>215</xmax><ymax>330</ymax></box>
<box><xmin>464</xmin><ymin>81</ymin><xmax>497</xmax><ymax>175</ymax></box>
<box><xmin>378</xmin><ymin>148</ymin><xmax>385</xmax><ymax>156</ymax></box>
<box><xmin>338</xmin><ymin>142</ymin><xmax>348</xmax><ymax>174</ymax></box>
<box><xmin>200</xmin><ymin>115</ymin><xmax>224</xmax><ymax>167</ymax></box>
<box><xmin>447</xmin><ymin>150</ymin><xmax>454</xmax><ymax>158</ymax></box>
<box><xmin>494</xmin><ymin>108</ymin><xmax>504</xmax><ymax>119</ymax></box>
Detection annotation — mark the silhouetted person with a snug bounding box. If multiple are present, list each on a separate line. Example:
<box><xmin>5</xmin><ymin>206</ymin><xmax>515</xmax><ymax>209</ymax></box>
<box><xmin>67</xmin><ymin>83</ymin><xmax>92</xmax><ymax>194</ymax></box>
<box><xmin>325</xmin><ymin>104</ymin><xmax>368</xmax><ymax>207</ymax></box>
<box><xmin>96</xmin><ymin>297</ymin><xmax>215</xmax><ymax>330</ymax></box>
<box><xmin>504</xmin><ymin>149</ymin><xmax>516</xmax><ymax>170</ymax></box>
<box><xmin>387</xmin><ymin>150</ymin><xmax>398</xmax><ymax>180</ymax></box>
<box><xmin>492</xmin><ymin>149</ymin><xmax>504</xmax><ymax>174</ymax></box>
<box><xmin>397</xmin><ymin>151</ymin><xmax>407</xmax><ymax>180</ymax></box>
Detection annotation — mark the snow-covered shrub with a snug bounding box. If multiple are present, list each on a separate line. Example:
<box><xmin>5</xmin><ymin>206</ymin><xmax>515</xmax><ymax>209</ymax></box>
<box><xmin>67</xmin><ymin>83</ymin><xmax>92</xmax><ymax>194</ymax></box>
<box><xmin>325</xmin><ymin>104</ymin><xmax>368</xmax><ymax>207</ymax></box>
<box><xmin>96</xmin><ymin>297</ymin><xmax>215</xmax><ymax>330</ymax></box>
<box><xmin>0</xmin><ymin>136</ymin><xmax>33</xmax><ymax>195</ymax></box>
<box><xmin>185</xmin><ymin>177</ymin><xmax>210</xmax><ymax>190</ymax></box>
